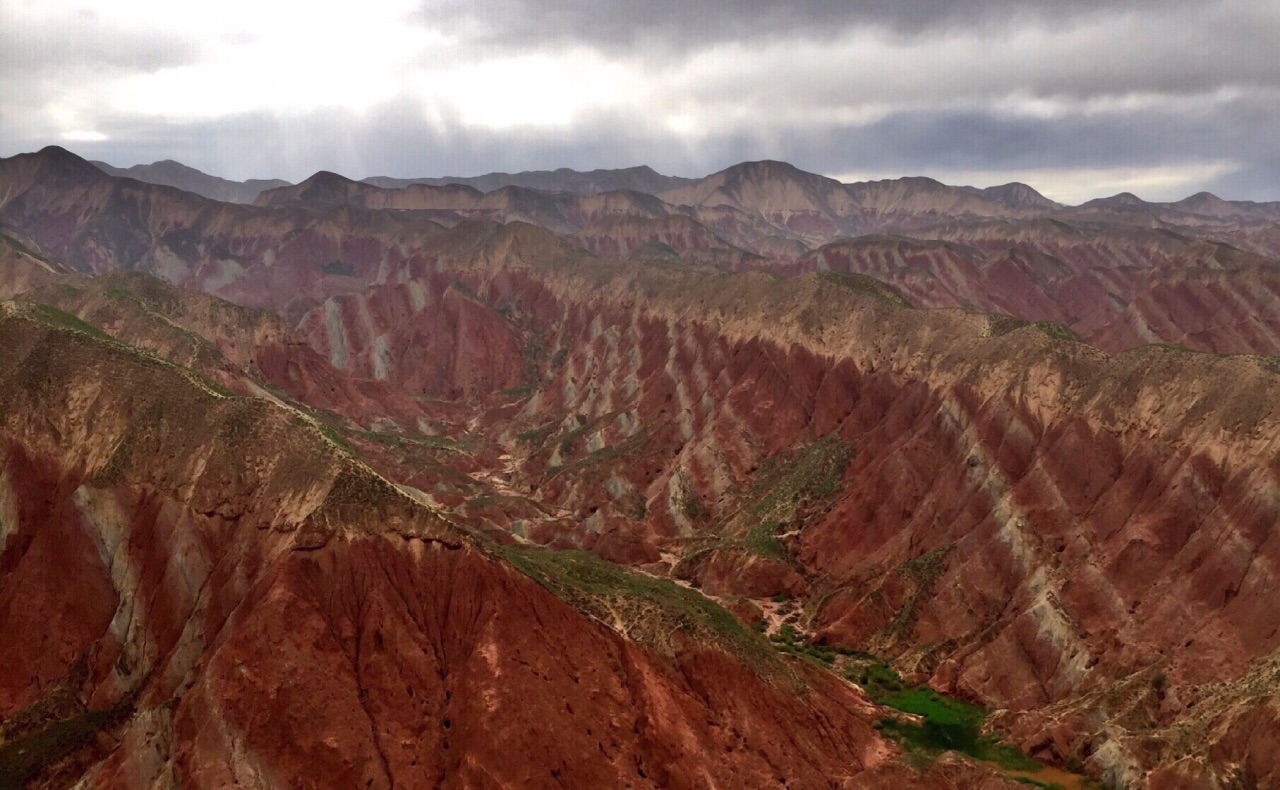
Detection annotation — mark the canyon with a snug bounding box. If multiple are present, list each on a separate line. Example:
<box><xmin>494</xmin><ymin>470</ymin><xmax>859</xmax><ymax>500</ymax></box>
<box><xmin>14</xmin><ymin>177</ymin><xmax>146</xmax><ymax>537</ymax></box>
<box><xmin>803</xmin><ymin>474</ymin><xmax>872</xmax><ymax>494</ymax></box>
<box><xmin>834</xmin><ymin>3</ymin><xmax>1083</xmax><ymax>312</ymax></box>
<box><xmin>2</xmin><ymin>146</ymin><xmax>1280</xmax><ymax>788</ymax></box>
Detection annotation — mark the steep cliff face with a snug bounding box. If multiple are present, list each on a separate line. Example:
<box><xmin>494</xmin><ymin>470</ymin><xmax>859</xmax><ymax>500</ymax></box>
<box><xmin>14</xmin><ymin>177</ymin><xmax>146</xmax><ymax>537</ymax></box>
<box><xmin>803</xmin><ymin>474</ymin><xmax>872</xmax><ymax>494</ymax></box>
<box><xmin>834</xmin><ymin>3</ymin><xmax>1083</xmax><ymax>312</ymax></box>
<box><xmin>5</xmin><ymin>305</ymin><xmax>1011</xmax><ymax>788</ymax></box>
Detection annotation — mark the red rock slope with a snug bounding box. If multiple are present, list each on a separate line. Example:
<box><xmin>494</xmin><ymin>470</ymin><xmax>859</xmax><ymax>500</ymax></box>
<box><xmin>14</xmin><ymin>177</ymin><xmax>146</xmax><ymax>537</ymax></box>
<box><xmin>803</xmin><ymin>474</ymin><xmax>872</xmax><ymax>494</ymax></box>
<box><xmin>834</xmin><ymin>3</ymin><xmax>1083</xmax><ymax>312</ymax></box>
<box><xmin>0</xmin><ymin>302</ymin><xmax>1025</xmax><ymax>788</ymax></box>
<box><xmin>373</xmin><ymin>248</ymin><xmax>1280</xmax><ymax>788</ymax></box>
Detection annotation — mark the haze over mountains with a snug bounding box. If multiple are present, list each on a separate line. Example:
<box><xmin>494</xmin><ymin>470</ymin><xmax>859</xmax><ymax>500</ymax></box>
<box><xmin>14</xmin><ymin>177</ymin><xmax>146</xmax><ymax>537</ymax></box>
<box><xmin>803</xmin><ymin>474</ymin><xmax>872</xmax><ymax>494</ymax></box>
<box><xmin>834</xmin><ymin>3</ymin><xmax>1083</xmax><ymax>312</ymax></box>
<box><xmin>3</xmin><ymin>144</ymin><xmax>1280</xmax><ymax>788</ymax></box>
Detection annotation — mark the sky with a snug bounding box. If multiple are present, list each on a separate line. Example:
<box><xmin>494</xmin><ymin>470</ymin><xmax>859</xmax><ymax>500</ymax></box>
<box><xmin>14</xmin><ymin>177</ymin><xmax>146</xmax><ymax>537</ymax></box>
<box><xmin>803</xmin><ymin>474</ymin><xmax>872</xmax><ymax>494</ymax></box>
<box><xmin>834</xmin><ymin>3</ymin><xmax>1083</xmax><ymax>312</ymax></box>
<box><xmin>2</xmin><ymin>0</ymin><xmax>1278</xmax><ymax>203</ymax></box>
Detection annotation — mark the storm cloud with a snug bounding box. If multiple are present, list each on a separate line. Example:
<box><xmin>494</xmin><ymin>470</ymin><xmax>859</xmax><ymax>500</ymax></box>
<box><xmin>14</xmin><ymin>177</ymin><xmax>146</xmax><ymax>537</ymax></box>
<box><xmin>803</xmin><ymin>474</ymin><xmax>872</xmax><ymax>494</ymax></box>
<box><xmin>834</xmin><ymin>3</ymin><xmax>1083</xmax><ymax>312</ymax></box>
<box><xmin>2</xmin><ymin>0</ymin><xmax>1276</xmax><ymax>202</ymax></box>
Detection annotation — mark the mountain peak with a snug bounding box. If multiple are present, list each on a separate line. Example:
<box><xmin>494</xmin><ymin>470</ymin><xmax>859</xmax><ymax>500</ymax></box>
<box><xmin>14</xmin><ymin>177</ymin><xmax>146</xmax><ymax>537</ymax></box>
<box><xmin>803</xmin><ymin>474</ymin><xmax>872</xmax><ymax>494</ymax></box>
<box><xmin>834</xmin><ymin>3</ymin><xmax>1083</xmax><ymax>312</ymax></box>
<box><xmin>1081</xmin><ymin>191</ymin><xmax>1149</xmax><ymax>210</ymax></box>
<box><xmin>32</xmin><ymin>145</ymin><xmax>104</xmax><ymax>182</ymax></box>
<box><xmin>301</xmin><ymin>170</ymin><xmax>358</xmax><ymax>186</ymax></box>
<box><xmin>976</xmin><ymin>182</ymin><xmax>1061</xmax><ymax>210</ymax></box>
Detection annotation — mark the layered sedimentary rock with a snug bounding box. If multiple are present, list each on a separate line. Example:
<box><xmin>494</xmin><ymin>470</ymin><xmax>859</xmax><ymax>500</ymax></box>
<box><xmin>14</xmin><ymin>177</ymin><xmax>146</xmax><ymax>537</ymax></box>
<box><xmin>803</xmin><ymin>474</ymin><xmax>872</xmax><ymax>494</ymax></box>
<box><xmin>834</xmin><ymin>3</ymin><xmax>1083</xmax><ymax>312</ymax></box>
<box><xmin>5</xmin><ymin>146</ymin><xmax>1280</xmax><ymax>787</ymax></box>
<box><xmin>793</xmin><ymin>231</ymin><xmax>1280</xmax><ymax>354</ymax></box>
<box><xmin>4</xmin><ymin>304</ymin><xmax>1011</xmax><ymax>788</ymax></box>
<box><xmin>353</xmin><ymin>246</ymin><xmax>1280</xmax><ymax>787</ymax></box>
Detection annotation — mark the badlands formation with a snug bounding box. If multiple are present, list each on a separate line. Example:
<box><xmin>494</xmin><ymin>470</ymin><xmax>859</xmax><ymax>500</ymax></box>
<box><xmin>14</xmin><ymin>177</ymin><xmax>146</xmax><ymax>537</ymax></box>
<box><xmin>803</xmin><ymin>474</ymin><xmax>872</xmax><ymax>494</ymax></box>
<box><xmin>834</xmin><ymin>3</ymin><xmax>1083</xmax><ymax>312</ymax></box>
<box><xmin>1</xmin><ymin>146</ymin><xmax>1279</xmax><ymax>787</ymax></box>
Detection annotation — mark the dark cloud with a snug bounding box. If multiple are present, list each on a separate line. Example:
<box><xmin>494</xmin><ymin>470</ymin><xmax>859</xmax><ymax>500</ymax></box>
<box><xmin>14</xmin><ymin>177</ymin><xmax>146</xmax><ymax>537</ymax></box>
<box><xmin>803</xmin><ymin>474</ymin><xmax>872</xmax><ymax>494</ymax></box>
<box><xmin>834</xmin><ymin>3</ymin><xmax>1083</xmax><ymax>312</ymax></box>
<box><xmin>45</xmin><ymin>86</ymin><xmax>1280</xmax><ymax>203</ymax></box>
<box><xmin>425</xmin><ymin>0</ymin><xmax>1197</xmax><ymax>51</ymax></box>
<box><xmin>2</xmin><ymin>1</ymin><xmax>1278</xmax><ymax>201</ymax></box>
<box><xmin>0</xmin><ymin>8</ymin><xmax>198</xmax><ymax>72</ymax></box>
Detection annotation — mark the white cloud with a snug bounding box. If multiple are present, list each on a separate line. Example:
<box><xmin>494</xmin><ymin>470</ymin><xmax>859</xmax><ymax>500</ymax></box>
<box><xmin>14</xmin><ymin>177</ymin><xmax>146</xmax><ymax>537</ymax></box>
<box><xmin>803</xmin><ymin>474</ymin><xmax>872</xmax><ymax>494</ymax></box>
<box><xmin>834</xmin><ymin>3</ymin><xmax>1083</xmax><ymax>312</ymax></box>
<box><xmin>103</xmin><ymin>0</ymin><xmax>440</xmax><ymax>119</ymax></box>
<box><xmin>59</xmin><ymin>129</ymin><xmax>108</xmax><ymax>141</ymax></box>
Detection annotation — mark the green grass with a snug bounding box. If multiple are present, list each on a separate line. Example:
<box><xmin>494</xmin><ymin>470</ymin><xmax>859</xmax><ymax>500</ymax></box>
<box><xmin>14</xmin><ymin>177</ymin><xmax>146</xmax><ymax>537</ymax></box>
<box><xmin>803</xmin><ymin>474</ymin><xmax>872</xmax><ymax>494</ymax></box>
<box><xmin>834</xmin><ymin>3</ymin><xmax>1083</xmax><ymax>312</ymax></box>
<box><xmin>551</xmin><ymin>432</ymin><xmax>649</xmax><ymax>477</ymax></box>
<box><xmin>0</xmin><ymin>708</ymin><xmax>124</xmax><ymax>790</ymax></box>
<box><xmin>769</xmin><ymin>624</ymin><xmax>837</xmax><ymax>665</ymax></box>
<box><xmin>988</xmin><ymin>314</ymin><xmax>1081</xmax><ymax>343</ymax></box>
<box><xmin>987</xmin><ymin>314</ymin><xmax>1028</xmax><ymax>337</ymax></box>
<box><xmin>851</xmin><ymin>661</ymin><xmax>1043</xmax><ymax>773</ymax></box>
<box><xmin>320</xmin><ymin>259</ymin><xmax>354</xmax><ymax>276</ymax></box>
<box><xmin>1013</xmin><ymin>778</ymin><xmax>1065</xmax><ymax>789</ymax></box>
<box><xmin>1146</xmin><ymin>342</ymin><xmax>1201</xmax><ymax>353</ymax></box>
<box><xmin>743</xmin><ymin>522</ymin><xmax>786</xmax><ymax>559</ymax></box>
<box><xmin>849</xmin><ymin>661</ymin><xmax>907</xmax><ymax>697</ymax></box>
<box><xmin>102</xmin><ymin>281</ymin><xmax>135</xmax><ymax>300</ymax></box>
<box><xmin>353</xmin><ymin>428</ymin><xmax>472</xmax><ymax>454</ymax></box>
<box><xmin>817</xmin><ymin>271</ymin><xmax>911</xmax><ymax>307</ymax></box>
<box><xmin>748</xmin><ymin>435</ymin><xmax>853</xmax><ymax>518</ymax></box>
<box><xmin>495</xmin><ymin>546</ymin><xmax>778</xmax><ymax>669</ymax></box>
<box><xmin>318</xmin><ymin>422</ymin><xmax>354</xmax><ymax>454</ymax></box>
<box><xmin>516</xmin><ymin>423</ymin><xmax>556</xmax><ymax>448</ymax></box>
<box><xmin>497</xmin><ymin>382</ymin><xmax>537</xmax><ymax>398</ymax></box>
<box><xmin>24</xmin><ymin>303</ymin><xmax>112</xmax><ymax>341</ymax></box>
<box><xmin>1033</xmin><ymin>321</ymin><xmax>1081</xmax><ymax>342</ymax></box>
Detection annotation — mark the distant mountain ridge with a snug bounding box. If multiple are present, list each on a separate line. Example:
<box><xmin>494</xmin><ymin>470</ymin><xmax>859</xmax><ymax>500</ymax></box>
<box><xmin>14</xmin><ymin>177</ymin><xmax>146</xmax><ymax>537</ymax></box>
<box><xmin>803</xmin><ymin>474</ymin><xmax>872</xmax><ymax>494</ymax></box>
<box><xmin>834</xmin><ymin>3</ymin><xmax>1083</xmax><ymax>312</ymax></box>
<box><xmin>361</xmin><ymin>164</ymin><xmax>697</xmax><ymax>196</ymax></box>
<box><xmin>91</xmin><ymin>158</ymin><xmax>290</xmax><ymax>204</ymax></box>
<box><xmin>86</xmin><ymin>151</ymin><xmax>1280</xmax><ymax>228</ymax></box>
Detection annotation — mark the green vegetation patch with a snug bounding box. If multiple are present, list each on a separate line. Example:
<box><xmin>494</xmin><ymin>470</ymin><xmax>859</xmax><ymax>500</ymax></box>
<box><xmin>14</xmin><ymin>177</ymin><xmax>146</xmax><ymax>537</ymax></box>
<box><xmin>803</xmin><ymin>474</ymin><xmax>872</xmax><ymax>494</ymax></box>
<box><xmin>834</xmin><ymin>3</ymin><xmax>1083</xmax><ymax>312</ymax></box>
<box><xmin>552</xmin><ymin>431</ymin><xmax>649</xmax><ymax>478</ymax></box>
<box><xmin>852</xmin><ymin>661</ymin><xmax>1043</xmax><ymax>773</ymax></box>
<box><xmin>318</xmin><ymin>421</ymin><xmax>355</xmax><ymax>454</ymax></box>
<box><xmin>320</xmin><ymin>259</ymin><xmax>354</xmax><ymax>276</ymax></box>
<box><xmin>988</xmin><ymin>314</ymin><xmax>1081</xmax><ymax>343</ymax></box>
<box><xmin>770</xmin><ymin>623</ymin><xmax>837</xmax><ymax>665</ymax></box>
<box><xmin>496</xmin><ymin>546</ymin><xmax>779</xmax><ymax>669</ymax></box>
<box><xmin>987</xmin><ymin>313</ymin><xmax>1028</xmax><ymax>337</ymax></box>
<box><xmin>742</xmin><ymin>521</ymin><xmax>786</xmax><ymax>559</ymax></box>
<box><xmin>497</xmin><ymin>382</ymin><xmax>537</xmax><ymax>398</ymax></box>
<box><xmin>103</xmin><ymin>281</ymin><xmax>133</xmax><ymax>300</ymax></box>
<box><xmin>748</xmin><ymin>434</ymin><xmax>853</xmax><ymax>520</ymax></box>
<box><xmin>0</xmin><ymin>707</ymin><xmax>127</xmax><ymax>790</ymax></box>
<box><xmin>1144</xmin><ymin>341</ymin><xmax>1202</xmax><ymax>354</ymax></box>
<box><xmin>1032</xmin><ymin>321</ymin><xmax>1081</xmax><ymax>342</ymax></box>
<box><xmin>353</xmin><ymin>427</ymin><xmax>473</xmax><ymax>455</ymax></box>
<box><xmin>887</xmin><ymin>545</ymin><xmax>953</xmax><ymax>639</ymax></box>
<box><xmin>817</xmin><ymin>271</ymin><xmax>911</xmax><ymax>307</ymax></box>
<box><xmin>516</xmin><ymin>423</ymin><xmax>557</xmax><ymax>449</ymax></box>
<box><xmin>23</xmin><ymin>303</ymin><xmax>112</xmax><ymax>341</ymax></box>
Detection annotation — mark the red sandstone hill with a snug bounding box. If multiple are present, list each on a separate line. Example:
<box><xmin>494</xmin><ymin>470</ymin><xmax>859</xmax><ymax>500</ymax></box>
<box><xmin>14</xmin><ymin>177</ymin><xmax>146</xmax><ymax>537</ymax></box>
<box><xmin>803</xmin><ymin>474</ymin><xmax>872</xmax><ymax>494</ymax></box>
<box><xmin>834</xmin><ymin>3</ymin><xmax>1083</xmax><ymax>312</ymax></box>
<box><xmin>6</xmin><ymin>147</ymin><xmax>1280</xmax><ymax>786</ymax></box>
<box><xmin>12</xmin><ymin>146</ymin><xmax>1280</xmax><ymax>357</ymax></box>
<box><xmin>272</xmin><ymin>221</ymin><xmax>1280</xmax><ymax>786</ymax></box>
<box><xmin>792</xmin><ymin>230</ymin><xmax>1280</xmax><ymax>354</ymax></box>
<box><xmin>0</xmin><ymin>302</ymin><xmax>1036</xmax><ymax>788</ymax></box>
